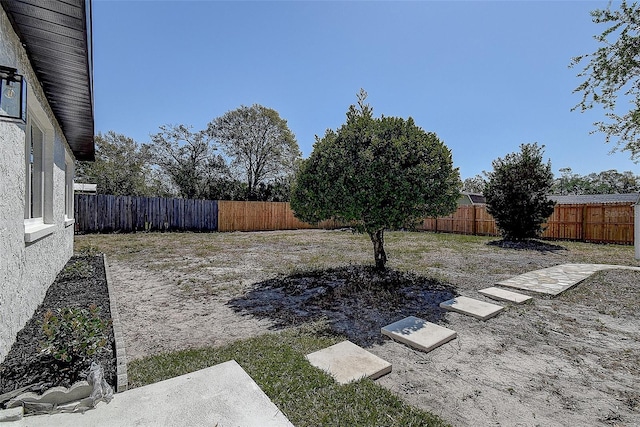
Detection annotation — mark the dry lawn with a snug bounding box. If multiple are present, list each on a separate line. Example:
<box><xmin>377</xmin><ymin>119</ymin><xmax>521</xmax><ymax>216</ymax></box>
<box><xmin>75</xmin><ymin>230</ymin><xmax>640</xmax><ymax>427</ymax></box>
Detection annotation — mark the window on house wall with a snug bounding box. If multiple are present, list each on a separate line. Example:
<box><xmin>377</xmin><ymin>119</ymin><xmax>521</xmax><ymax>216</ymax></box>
<box><xmin>65</xmin><ymin>151</ymin><xmax>74</xmax><ymax>223</ymax></box>
<box><xmin>23</xmin><ymin>110</ymin><xmax>54</xmax><ymax>242</ymax></box>
<box><xmin>25</xmin><ymin>119</ymin><xmax>44</xmax><ymax>220</ymax></box>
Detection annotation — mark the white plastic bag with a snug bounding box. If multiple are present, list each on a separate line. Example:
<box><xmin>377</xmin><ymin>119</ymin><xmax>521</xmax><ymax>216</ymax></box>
<box><xmin>86</xmin><ymin>361</ymin><xmax>114</xmax><ymax>406</ymax></box>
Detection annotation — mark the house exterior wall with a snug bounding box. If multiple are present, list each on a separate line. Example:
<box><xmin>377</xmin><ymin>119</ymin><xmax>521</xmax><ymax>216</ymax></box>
<box><xmin>0</xmin><ymin>9</ymin><xmax>75</xmax><ymax>362</ymax></box>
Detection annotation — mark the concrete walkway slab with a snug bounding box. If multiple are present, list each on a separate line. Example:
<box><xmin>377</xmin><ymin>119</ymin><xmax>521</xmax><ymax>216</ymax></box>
<box><xmin>381</xmin><ymin>316</ymin><xmax>456</xmax><ymax>353</ymax></box>
<box><xmin>440</xmin><ymin>296</ymin><xmax>504</xmax><ymax>320</ymax></box>
<box><xmin>306</xmin><ymin>340</ymin><xmax>391</xmax><ymax>384</ymax></box>
<box><xmin>496</xmin><ymin>263</ymin><xmax>640</xmax><ymax>296</ymax></box>
<box><xmin>479</xmin><ymin>287</ymin><xmax>532</xmax><ymax>304</ymax></box>
<box><xmin>7</xmin><ymin>360</ymin><xmax>293</xmax><ymax>427</ymax></box>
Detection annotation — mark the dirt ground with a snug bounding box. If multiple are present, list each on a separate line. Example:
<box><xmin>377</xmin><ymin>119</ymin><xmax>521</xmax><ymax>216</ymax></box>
<box><xmin>76</xmin><ymin>230</ymin><xmax>640</xmax><ymax>427</ymax></box>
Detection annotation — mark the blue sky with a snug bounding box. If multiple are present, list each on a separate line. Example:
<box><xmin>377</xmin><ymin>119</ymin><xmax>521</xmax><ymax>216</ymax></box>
<box><xmin>93</xmin><ymin>0</ymin><xmax>639</xmax><ymax>180</ymax></box>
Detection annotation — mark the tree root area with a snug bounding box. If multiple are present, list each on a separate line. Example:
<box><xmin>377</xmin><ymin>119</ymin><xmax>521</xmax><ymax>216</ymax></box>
<box><xmin>229</xmin><ymin>265</ymin><xmax>457</xmax><ymax>347</ymax></box>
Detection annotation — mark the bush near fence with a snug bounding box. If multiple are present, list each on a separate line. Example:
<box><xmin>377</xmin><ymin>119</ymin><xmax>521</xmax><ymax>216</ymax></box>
<box><xmin>74</xmin><ymin>195</ymin><xmax>636</xmax><ymax>244</ymax></box>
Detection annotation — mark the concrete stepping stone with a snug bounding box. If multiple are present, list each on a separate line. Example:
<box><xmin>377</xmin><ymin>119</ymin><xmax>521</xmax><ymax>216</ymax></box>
<box><xmin>381</xmin><ymin>316</ymin><xmax>457</xmax><ymax>353</ymax></box>
<box><xmin>479</xmin><ymin>287</ymin><xmax>532</xmax><ymax>304</ymax></box>
<box><xmin>440</xmin><ymin>296</ymin><xmax>504</xmax><ymax>320</ymax></box>
<box><xmin>495</xmin><ymin>263</ymin><xmax>640</xmax><ymax>296</ymax></box>
<box><xmin>306</xmin><ymin>340</ymin><xmax>391</xmax><ymax>384</ymax></box>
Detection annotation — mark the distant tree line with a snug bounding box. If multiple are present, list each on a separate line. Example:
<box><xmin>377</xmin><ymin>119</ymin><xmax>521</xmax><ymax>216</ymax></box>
<box><xmin>462</xmin><ymin>168</ymin><xmax>640</xmax><ymax>196</ymax></box>
<box><xmin>76</xmin><ymin>104</ymin><xmax>301</xmax><ymax>201</ymax></box>
<box><xmin>551</xmin><ymin>168</ymin><xmax>640</xmax><ymax>195</ymax></box>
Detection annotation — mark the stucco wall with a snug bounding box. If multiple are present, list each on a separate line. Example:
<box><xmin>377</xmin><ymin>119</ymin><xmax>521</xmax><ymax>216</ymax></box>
<box><xmin>0</xmin><ymin>9</ymin><xmax>75</xmax><ymax>362</ymax></box>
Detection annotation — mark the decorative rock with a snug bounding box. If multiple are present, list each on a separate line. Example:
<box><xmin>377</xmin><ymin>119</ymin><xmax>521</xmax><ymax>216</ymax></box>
<box><xmin>306</xmin><ymin>340</ymin><xmax>392</xmax><ymax>384</ymax></box>
<box><xmin>440</xmin><ymin>296</ymin><xmax>504</xmax><ymax>320</ymax></box>
<box><xmin>479</xmin><ymin>287</ymin><xmax>532</xmax><ymax>304</ymax></box>
<box><xmin>381</xmin><ymin>316</ymin><xmax>457</xmax><ymax>353</ymax></box>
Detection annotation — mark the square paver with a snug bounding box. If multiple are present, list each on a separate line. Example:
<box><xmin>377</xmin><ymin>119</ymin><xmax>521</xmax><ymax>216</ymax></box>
<box><xmin>478</xmin><ymin>287</ymin><xmax>532</xmax><ymax>304</ymax></box>
<box><xmin>381</xmin><ymin>316</ymin><xmax>457</xmax><ymax>353</ymax></box>
<box><xmin>305</xmin><ymin>340</ymin><xmax>391</xmax><ymax>384</ymax></box>
<box><xmin>440</xmin><ymin>296</ymin><xmax>504</xmax><ymax>320</ymax></box>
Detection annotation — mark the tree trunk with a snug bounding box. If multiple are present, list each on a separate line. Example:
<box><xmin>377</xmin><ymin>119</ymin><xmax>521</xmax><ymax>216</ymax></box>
<box><xmin>368</xmin><ymin>229</ymin><xmax>387</xmax><ymax>270</ymax></box>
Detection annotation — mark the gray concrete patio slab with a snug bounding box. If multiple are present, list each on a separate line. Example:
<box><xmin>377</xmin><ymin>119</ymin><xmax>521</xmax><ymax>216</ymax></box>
<box><xmin>495</xmin><ymin>263</ymin><xmax>640</xmax><ymax>296</ymax></box>
<box><xmin>440</xmin><ymin>296</ymin><xmax>504</xmax><ymax>320</ymax></box>
<box><xmin>479</xmin><ymin>287</ymin><xmax>532</xmax><ymax>304</ymax></box>
<box><xmin>5</xmin><ymin>360</ymin><xmax>293</xmax><ymax>427</ymax></box>
<box><xmin>381</xmin><ymin>316</ymin><xmax>457</xmax><ymax>353</ymax></box>
<box><xmin>306</xmin><ymin>340</ymin><xmax>391</xmax><ymax>384</ymax></box>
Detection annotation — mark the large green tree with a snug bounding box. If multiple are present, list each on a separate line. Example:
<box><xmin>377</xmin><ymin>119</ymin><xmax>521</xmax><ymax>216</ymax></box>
<box><xmin>571</xmin><ymin>1</ymin><xmax>640</xmax><ymax>159</ymax></box>
<box><xmin>291</xmin><ymin>91</ymin><xmax>461</xmax><ymax>269</ymax></box>
<box><xmin>208</xmin><ymin>104</ymin><xmax>302</xmax><ymax>200</ymax></box>
<box><xmin>75</xmin><ymin>131</ymin><xmax>155</xmax><ymax>196</ymax></box>
<box><xmin>484</xmin><ymin>143</ymin><xmax>556</xmax><ymax>241</ymax></box>
<box><xmin>150</xmin><ymin>124</ymin><xmax>229</xmax><ymax>199</ymax></box>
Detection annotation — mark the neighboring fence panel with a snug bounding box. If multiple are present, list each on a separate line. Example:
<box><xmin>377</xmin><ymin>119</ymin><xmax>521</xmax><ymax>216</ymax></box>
<box><xmin>419</xmin><ymin>202</ymin><xmax>635</xmax><ymax>244</ymax></box>
<box><xmin>583</xmin><ymin>203</ymin><xmax>635</xmax><ymax>244</ymax></box>
<box><xmin>74</xmin><ymin>194</ymin><xmax>218</xmax><ymax>233</ymax></box>
<box><xmin>216</xmin><ymin>200</ymin><xmax>336</xmax><ymax>232</ymax></box>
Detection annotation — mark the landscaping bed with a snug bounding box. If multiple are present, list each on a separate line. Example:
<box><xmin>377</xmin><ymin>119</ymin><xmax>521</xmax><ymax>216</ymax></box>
<box><xmin>0</xmin><ymin>255</ymin><xmax>116</xmax><ymax>405</ymax></box>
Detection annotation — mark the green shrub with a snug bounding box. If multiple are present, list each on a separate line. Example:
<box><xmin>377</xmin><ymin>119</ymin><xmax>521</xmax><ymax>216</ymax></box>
<box><xmin>484</xmin><ymin>143</ymin><xmax>556</xmax><ymax>241</ymax></box>
<box><xmin>58</xmin><ymin>258</ymin><xmax>95</xmax><ymax>281</ymax></box>
<box><xmin>41</xmin><ymin>305</ymin><xmax>110</xmax><ymax>363</ymax></box>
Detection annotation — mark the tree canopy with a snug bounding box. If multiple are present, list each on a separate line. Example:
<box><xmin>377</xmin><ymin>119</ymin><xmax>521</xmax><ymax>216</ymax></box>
<box><xmin>461</xmin><ymin>174</ymin><xmax>487</xmax><ymax>194</ymax></box>
<box><xmin>551</xmin><ymin>167</ymin><xmax>640</xmax><ymax>195</ymax></box>
<box><xmin>76</xmin><ymin>131</ymin><xmax>157</xmax><ymax>196</ymax></box>
<box><xmin>571</xmin><ymin>1</ymin><xmax>640</xmax><ymax>160</ymax></box>
<box><xmin>484</xmin><ymin>143</ymin><xmax>556</xmax><ymax>241</ymax></box>
<box><xmin>208</xmin><ymin>104</ymin><xmax>301</xmax><ymax>200</ymax></box>
<box><xmin>291</xmin><ymin>91</ymin><xmax>461</xmax><ymax>269</ymax></box>
<box><xmin>150</xmin><ymin>124</ymin><xmax>229</xmax><ymax>199</ymax></box>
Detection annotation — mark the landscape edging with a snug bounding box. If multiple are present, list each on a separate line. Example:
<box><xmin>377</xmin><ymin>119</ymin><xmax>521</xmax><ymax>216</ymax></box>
<box><xmin>103</xmin><ymin>254</ymin><xmax>128</xmax><ymax>392</ymax></box>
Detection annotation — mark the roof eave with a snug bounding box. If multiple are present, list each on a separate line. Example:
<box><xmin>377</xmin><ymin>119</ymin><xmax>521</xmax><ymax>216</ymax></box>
<box><xmin>1</xmin><ymin>0</ymin><xmax>95</xmax><ymax>161</ymax></box>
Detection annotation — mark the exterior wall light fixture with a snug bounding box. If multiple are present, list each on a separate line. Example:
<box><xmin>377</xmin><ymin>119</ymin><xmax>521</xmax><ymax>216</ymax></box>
<box><xmin>0</xmin><ymin>65</ymin><xmax>26</xmax><ymax>123</ymax></box>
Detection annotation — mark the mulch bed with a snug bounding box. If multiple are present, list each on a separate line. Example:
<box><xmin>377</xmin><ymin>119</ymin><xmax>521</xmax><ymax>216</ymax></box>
<box><xmin>229</xmin><ymin>265</ymin><xmax>457</xmax><ymax>347</ymax></box>
<box><xmin>487</xmin><ymin>239</ymin><xmax>567</xmax><ymax>252</ymax></box>
<box><xmin>0</xmin><ymin>255</ymin><xmax>116</xmax><ymax>407</ymax></box>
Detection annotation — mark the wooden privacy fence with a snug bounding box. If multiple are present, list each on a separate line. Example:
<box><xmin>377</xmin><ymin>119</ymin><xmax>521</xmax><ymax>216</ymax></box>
<box><xmin>74</xmin><ymin>195</ymin><xmax>340</xmax><ymax>233</ymax></box>
<box><xmin>418</xmin><ymin>203</ymin><xmax>636</xmax><ymax>245</ymax></box>
<box><xmin>217</xmin><ymin>200</ymin><xmax>312</xmax><ymax>232</ymax></box>
<box><xmin>74</xmin><ymin>195</ymin><xmax>636</xmax><ymax>244</ymax></box>
<box><xmin>74</xmin><ymin>194</ymin><xmax>218</xmax><ymax>233</ymax></box>
<box><xmin>217</xmin><ymin>200</ymin><xmax>345</xmax><ymax>232</ymax></box>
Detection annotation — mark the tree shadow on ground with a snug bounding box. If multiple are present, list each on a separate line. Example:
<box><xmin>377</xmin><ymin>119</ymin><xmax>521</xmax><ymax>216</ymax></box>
<box><xmin>487</xmin><ymin>239</ymin><xmax>568</xmax><ymax>252</ymax></box>
<box><xmin>228</xmin><ymin>265</ymin><xmax>457</xmax><ymax>347</ymax></box>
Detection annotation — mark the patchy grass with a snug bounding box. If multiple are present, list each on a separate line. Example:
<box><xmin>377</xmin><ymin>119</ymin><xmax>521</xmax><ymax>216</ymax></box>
<box><xmin>75</xmin><ymin>230</ymin><xmax>640</xmax><ymax>300</ymax></box>
<box><xmin>128</xmin><ymin>326</ymin><xmax>449</xmax><ymax>427</ymax></box>
<box><xmin>559</xmin><ymin>269</ymin><xmax>640</xmax><ymax>318</ymax></box>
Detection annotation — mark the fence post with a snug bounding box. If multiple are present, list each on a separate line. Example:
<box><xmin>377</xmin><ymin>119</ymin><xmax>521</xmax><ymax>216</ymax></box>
<box><xmin>635</xmin><ymin>203</ymin><xmax>640</xmax><ymax>260</ymax></box>
<box><xmin>581</xmin><ymin>205</ymin><xmax>587</xmax><ymax>241</ymax></box>
<box><xmin>472</xmin><ymin>205</ymin><xmax>477</xmax><ymax>235</ymax></box>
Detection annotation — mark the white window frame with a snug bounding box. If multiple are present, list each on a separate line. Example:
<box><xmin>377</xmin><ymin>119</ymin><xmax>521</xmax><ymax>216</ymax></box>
<box><xmin>24</xmin><ymin>105</ymin><xmax>55</xmax><ymax>242</ymax></box>
<box><xmin>64</xmin><ymin>150</ymin><xmax>75</xmax><ymax>227</ymax></box>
